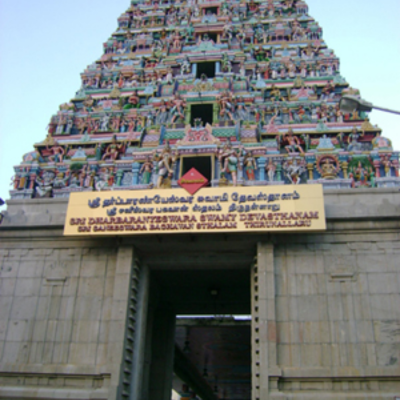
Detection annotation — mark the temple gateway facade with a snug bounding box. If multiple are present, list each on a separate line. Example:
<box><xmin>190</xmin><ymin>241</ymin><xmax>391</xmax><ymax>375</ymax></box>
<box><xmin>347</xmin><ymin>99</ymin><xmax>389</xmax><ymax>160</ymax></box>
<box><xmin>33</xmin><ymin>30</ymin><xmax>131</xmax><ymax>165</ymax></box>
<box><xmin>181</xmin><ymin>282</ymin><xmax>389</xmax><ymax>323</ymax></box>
<box><xmin>1</xmin><ymin>0</ymin><xmax>399</xmax><ymax>399</ymax></box>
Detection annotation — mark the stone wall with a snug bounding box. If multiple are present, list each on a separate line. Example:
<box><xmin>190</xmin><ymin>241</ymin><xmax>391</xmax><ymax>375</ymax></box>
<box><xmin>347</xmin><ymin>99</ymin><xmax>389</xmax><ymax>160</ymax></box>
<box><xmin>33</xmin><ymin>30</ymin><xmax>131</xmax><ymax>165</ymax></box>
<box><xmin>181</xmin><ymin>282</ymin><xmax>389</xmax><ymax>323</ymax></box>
<box><xmin>250</xmin><ymin>189</ymin><xmax>400</xmax><ymax>400</ymax></box>
<box><xmin>273</xmin><ymin>233</ymin><xmax>400</xmax><ymax>398</ymax></box>
<box><xmin>0</xmin><ymin>233</ymin><xmax>136</xmax><ymax>399</ymax></box>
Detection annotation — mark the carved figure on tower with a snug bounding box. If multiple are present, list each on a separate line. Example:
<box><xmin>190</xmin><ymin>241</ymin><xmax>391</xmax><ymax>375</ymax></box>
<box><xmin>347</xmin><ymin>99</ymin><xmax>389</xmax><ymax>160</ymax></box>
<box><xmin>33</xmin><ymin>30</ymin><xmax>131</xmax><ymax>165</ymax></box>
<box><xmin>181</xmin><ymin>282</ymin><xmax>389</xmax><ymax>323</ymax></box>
<box><xmin>154</xmin><ymin>142</ymin><xmax>177</xmax><ymax>189</ymax></box>
<box><xmin>347</xmin><ymin>127</ymin><xmax>365</xmax><ymax>152</ymax></box>
<box><xmin>102</xmin><ymin>135</ymin><xmax>127</xmax><ymax>161</ymax></box>
<box><xmin>266</xmin><ymin>158</ymin><xmax>277</xmax><ymax>182</ymax></box>
<box><xmin>283</xmin><ymin>158</ymin><xmax>306</xmax><ymax>185</ymax></box>
<box><xmin>170</xmin><ymin>94</ymin><xmax>187</xmax><ymax>124</ymax></box>
<box><xmin>218</xmin><ymin>92</ymin><xmax>235</xmax><ymax>121</ymax></box>
<box><xmin>219</xmin><ymin>139</ymin><xmax>240</xmax><ymax>186</ymax></box>
<box><xmin>8</xmin><ymin>0</ymin><xmax>400</xmax><ymax>198</ymax></box>
<box><xmin>244</xmin><ymin>151</ymin><xmax>257</xmax><ymax>181</ymax></box>
<box><xmin>282</xmin><ymin>129</ymin><xmax>305</xmax><ymax>154</ymax></box>
<box><xmin>140</xmin><ymin>156</ymin><xmax>154</xmax><ymax>185</ymax></box>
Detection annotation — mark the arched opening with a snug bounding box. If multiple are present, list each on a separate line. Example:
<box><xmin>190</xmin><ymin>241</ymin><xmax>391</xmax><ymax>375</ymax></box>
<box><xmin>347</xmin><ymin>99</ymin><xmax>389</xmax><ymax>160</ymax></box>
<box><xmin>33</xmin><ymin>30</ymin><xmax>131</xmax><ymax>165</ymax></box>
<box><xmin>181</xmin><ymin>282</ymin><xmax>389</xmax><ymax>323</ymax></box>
<box><xmin>144</xmin><ymin>267</ymin><xmax>252</xmax><ymax>400</ymax></box>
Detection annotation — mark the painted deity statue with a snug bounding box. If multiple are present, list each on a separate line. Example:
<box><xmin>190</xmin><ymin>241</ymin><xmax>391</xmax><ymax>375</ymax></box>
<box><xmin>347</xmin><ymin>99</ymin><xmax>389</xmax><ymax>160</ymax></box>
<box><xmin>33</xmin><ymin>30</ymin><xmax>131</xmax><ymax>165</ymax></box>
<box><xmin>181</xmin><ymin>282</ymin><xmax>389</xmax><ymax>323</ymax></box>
<box><xmin>219</xmin><ymin>140</ymin><xmax>240</xmax><ymax>186</ymax></box>
<box><xmin>266</xmin><ymin>158</ymin><xmax>277</xmax><ymax>182</ymax></box>
<box><xmin>352</xmin><ymin>161</ymin><xmax>370</xmax><ymax>186</ymax></box>
<box><xmin>140</xmin><ymin>156</ymin><xmax>154</xmax><ymax>185</ymax></box>
<box><xmin>154</xmin><ymin>142</ymin><xmax>177</xmax><ymax>188</ymax></box>
<box><xmin>53</xmin><ymin>172</ymin><xmax>70</xmax><ymax>189</ymax></box>
<box><xmin>102</xmin><ymin>135</ymin><xmax>127</xmax><ymax>161</ymax></box>
<box><xmin>180</xmin><ymin>56</ymin><xmax>191</xmax><ymax>75</ymax></box>
<box><xmin>170</xmin><ymin>94</ymin><xmax>187</xmax><ymax>124</ymax></box>
<box><xmin>244</xmin><ymin>151</ymin><xmax>257</xmax><ymax>181</ymax></box>
<box><xmin>156</xmin><ymin>100</ymin><xmax>171</xmax><ymax>125</ymax></box>
<box><xmin>282</xmin><ymin>129</ymin><xmax>304</xmax><ymax>154</ymax></box>
<box><xmin>35</xmin><ymin>171</ymin><xmax>56</xmax><ymax>197</ymax></box>
<box><xmin>381</xmin><ymin>155</ymin><xmax>393</xmax><ymax>177</ymax></box>
<box><xmin>283</xmin><ymin>158</ymin><xmax>306</xmax><ymax>185</ymax></box>
<box><xmin>95</xmin><ymin>167</ymin><xmax>113</xmax><ymax>191</ymax></box>
<box><xmin>46</xmin><ymin>141</ymin><xmax>65</xmax><ymax>163</ymax></box>
<box><xmin>218</xmin><ymin>92</ymin><xmax>235</xmax><ymax>121</ymax></box>
<box><xmin>347</xmin><ymin>127</ymin><xmax>365</xmax><ymax>152</ymax></box>
<box><xmin>372</xmin><ymin>133</ymin><xmax>393</xmax><ymax>151</ymax></box>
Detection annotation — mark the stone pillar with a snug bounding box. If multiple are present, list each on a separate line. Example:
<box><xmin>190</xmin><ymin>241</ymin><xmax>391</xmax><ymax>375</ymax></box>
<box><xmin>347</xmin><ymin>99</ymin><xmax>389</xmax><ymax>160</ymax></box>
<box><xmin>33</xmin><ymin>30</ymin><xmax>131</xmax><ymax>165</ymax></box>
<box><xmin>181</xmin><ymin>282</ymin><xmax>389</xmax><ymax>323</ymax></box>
<box><xmin>251</xmin><ymin>258</ymin><xmax>260</xmax><ymax>400</ymax></box>
<box><xmin>185</xmin><ymin>107</ymin><xmax>191</xmax><ymax>125</ymax></box>
<box><xmin>13</xmin><ymin>175</ymin><xmax>20</xmax><ymax>190</ymax></box>
<box><xmin>307</xmin><ymin>163</ymin><xmax>314</xmax><ymax>181</ymax></box>
<box><xmin>130</xmin><ymin>264</ymin><xmax>150</xmax><ymax>400</ymax></box>
<box><xmin>213</xmin><ymin>104</ymin><xmax>219</xmax><ymax>125</ymax></box>
<box><xmin>257</xmin><ymin>157</ymin><xmax>266</xmax><ymax>181</ymax></box>
<box><xmin>341</xmin><ymin>161</ymin><xmax>349</xmax><ymax>179</ymax></box>
<box><xmin>28</xmin><ymin>173</ymin><xmax>37</xmax><ymax>189</ymax></box>
<box><xmin>132</xmin><ymin>162</ymin><xmax>141</xmax><ymax>185</ymax></box>
<box><xmin>216</xmin><ymin>62</ymin><xmax>221</xmax><ymax>74</ymax></box>
<box><xmin>152</xmin><ymin>161</ymin><xmax>158</xmax><ymax>187</ymax></box>
<box><xmin>109</xmin><ymin>246</ymin><xmax>138</xmax><ymax>400</ymax></box>
<box><xmin>251</xmin><ymin>243</ymin><xmax>280</xmax><ymax>400</ymax></box>
<box><xmin>148</xmin><ymin>306</ymin><xmax>176</xmax><ymax>400</ymax></box>
<box><xmin>116</xmin><ymin>168</ymin><xmax>124</xmax><ymax>186</ymax></box>
<box><xmin>172</xmin><ymin>157</ymin><xmax>178</xmax><ymax>181</ymax></box>
<box><xmin>215</xmin><ymin>155</ymin><xmax>221</xmax><ymax>179</ymax></box>
<box><xmin>393</xmin><ymin>160</ymin><xmax>400</xmax><ymax>177</ymax></box>
<box><xmin>191</xmin><ymin>63</ymin><xmax>197</xmax><ymax>77</ymax></box>
<box><xmin>238</xmin><ymin>156</ymin><xmax>244</xmax><ymax>182</ymax></box>
<box><xmin>276</xmin><ymin>163</ymin><xmax>282</xmax><ymax>182</ymax></box>
<box><xmin>373</xmin><ymin>160</ymin><xmax>381</xmax><ymax>178</ymax></box>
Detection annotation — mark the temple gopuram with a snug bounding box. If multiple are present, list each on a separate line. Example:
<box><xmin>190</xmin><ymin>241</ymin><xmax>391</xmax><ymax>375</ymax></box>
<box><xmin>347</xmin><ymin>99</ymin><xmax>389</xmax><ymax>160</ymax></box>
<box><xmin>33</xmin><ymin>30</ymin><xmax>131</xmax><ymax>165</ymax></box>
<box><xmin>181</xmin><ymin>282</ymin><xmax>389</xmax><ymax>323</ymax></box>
<box><xmin>1</xmin><ymin>1</ymin><xmax>399</xmax><ymax>400</ymax></box>
<box><xmin>9</xmin><ymin>0</ymin><xmax>399</xmax><ymax>197</ymax></box>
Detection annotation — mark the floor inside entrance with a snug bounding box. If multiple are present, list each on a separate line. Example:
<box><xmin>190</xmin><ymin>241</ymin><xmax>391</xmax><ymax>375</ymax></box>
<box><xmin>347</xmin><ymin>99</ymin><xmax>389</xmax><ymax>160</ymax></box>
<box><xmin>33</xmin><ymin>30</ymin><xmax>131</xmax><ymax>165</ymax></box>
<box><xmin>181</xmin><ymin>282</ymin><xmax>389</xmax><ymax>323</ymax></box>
<box><xmin>175</xmin><ymin>317</ymin><xmax>251</xmax><ymax>400</ymax></box>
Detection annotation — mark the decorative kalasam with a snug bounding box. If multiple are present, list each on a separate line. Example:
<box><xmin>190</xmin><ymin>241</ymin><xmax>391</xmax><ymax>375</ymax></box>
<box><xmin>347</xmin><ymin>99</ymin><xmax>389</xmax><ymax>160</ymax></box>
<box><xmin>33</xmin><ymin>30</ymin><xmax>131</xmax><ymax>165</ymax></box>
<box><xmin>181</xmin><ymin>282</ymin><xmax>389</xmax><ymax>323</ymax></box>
<box><xmin>10</xmin><ymin>0</ymin><xmax>400</xmax><ymax>199</ymax></box>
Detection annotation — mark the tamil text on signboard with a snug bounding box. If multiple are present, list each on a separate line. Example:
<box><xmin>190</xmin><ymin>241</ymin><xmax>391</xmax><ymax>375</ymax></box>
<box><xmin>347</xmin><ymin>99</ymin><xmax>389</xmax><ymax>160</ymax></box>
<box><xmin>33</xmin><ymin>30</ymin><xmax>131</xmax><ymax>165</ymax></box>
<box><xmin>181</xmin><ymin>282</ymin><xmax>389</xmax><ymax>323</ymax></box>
<box><xmin>64</xmin><ymin>185</ymin><xmax>326</xmax><ymax>236</ymax></box>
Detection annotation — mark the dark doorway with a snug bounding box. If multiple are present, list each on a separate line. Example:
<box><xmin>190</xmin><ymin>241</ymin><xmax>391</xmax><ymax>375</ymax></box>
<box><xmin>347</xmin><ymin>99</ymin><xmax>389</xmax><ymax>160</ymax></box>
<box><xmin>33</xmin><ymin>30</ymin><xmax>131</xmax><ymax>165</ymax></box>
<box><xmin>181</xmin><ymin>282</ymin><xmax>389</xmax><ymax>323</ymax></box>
<box><xmin>197</xmin><ymin>62</ymin><xmax>216</xmax><ymax>79</ymax></box>
<box><xmin>207</xmin><ymin>33</ymin><xmax>218</xmax><ymax>43</ymax></box>
<box><xmin>172</xmin><ymin>66</ymin><xmax>181</xmax><ymax>77</ymax></box>
<box><xmin>139</xmin><ymin>236</ymin><xmax>254</xmax><ymax>400</ymax></box>
<box><xmin>182</xmin><ymin>156</ymin><xmax>212</xmax><ymax>183</ymax></box>
<box><xmin>146</xmin><ymin>267</ymin><xmax>251</xmax><ymax>400</ymax></box>
<box><xmin>191</xmin><ymin>104</ymin><xmax>213</xmax><ymax>126</ymax></box>
<box><xmin>205</xmin><ymin>6</ymin><xmax>218</xmax><ymax>15</ymax></box>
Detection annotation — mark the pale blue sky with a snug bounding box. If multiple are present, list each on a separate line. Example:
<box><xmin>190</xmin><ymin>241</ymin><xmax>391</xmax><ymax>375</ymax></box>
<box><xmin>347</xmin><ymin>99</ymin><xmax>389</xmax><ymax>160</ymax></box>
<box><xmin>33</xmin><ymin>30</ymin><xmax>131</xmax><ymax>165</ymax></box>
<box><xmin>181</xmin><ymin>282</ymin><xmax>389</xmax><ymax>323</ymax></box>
<box><xmin>0</xmin><ymin>0</ymin><xmax>399</xmax><ymax>209</ymax></box>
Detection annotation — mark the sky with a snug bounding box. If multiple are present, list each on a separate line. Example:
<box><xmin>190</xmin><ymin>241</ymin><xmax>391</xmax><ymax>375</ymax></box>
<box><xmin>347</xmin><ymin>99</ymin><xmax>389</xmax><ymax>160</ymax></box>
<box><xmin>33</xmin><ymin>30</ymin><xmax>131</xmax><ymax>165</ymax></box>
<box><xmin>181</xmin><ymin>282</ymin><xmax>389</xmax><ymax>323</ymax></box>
<box><xmin>0</xmin><ymin>0</ymin><xmax>399</xmax><ymax>211</ymax></box>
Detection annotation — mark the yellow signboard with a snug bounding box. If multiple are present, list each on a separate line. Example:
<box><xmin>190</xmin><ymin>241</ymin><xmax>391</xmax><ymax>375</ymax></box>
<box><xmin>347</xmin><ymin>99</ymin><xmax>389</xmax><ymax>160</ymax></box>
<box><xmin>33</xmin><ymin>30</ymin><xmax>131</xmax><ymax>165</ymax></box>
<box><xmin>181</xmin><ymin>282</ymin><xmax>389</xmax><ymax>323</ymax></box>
<box><xmin>64</xmin><ymin>185</ymin><xmax>326</xmax><ymax>236</ymax></box>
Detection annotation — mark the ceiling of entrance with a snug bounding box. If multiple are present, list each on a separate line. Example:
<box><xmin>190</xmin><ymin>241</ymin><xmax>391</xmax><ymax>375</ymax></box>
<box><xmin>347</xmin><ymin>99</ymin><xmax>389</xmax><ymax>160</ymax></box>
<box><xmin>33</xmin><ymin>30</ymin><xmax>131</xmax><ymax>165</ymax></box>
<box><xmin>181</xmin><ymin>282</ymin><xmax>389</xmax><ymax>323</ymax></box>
<box><xmin>139</xmin><ymin>233</ymin><xmax>254</xmax><ymax>314</ymax></box>
<box><xmin>152</xmin><ymin>268</ymin><xmax>251</xmax><ymax>315</ymax></box>
<box><xmin>135</xmin><ymin>232</ymin><xmax>257</xmax><ymax>271</ymax></box>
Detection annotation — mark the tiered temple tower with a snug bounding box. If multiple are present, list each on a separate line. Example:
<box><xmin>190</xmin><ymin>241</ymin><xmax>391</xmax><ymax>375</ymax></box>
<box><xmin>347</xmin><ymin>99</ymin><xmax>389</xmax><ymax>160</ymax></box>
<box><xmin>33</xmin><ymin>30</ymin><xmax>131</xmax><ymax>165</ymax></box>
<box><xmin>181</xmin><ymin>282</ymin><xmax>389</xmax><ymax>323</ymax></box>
<box><xmin>9</xmin><ymin>0</ymin><xmax>400</xmax><ymax>198</ymax></box>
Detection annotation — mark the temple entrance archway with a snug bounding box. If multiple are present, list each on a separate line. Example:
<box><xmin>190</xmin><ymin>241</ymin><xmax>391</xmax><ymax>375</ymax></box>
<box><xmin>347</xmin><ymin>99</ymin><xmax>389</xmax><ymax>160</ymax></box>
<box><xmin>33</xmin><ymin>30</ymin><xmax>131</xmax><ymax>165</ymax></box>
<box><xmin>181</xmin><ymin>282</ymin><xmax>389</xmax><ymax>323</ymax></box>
<box><xmin>141</xmin><ymin>252</ymin><xmax>253</xmax><ymax>400</ymax></box>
